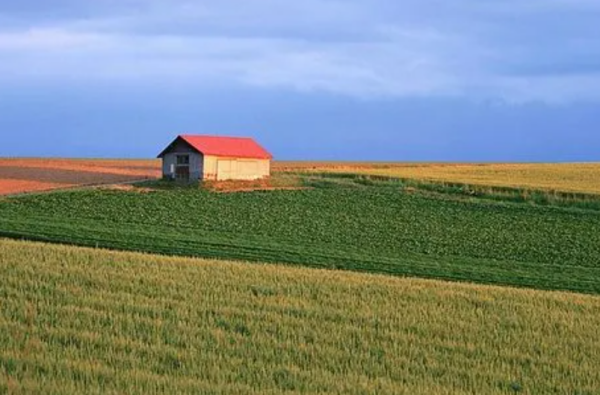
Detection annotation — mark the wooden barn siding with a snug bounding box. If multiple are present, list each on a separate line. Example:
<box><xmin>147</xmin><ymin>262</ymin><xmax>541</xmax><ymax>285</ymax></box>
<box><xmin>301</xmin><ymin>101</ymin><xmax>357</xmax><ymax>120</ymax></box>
<box><xmin>161</xmin><ymin>140</ymin><xmax>203</xmax><ymax>180</ymax></box>
<box><xmin>203</xmin><ymin>156</ymin><xmax>270</xmax><ymax>181</ymax></box>
<box><xmin>203</xmin><ymin>156</ymin><xmax>218</xmax><ymax>180</ymax></box>
<box><xmin>162</xmin><ymin>152</ymin><xmax>203</xmax><ymax>179</ymax></box>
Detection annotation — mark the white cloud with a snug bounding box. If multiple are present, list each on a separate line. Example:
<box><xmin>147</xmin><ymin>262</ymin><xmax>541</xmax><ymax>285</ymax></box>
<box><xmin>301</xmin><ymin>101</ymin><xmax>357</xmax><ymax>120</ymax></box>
<box><xmin>0</xmin><ymin>26</ymin><xmax>469</xmax><ymax>98</ymax></box>
<box><xmin>0</xmin><ymin>0</ymin><xmax>599</xmax><ymax>103</ymax></box>
<box><xmin>0</xmin><ymin>28</ymin><xmax>108</xmax><ymax>50</ymax></box>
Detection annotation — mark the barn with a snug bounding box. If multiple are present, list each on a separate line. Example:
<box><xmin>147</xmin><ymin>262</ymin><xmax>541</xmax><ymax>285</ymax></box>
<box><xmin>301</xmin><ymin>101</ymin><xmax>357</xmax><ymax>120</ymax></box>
<box><xmin>158</xmin><ymin>135</ymin><xmax>272</xmax><ymax>181</ymax></box>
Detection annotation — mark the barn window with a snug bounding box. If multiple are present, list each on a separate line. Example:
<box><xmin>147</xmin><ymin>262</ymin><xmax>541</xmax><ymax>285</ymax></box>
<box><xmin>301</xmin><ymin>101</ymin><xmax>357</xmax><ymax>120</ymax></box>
<box><xmin>177</xmin><ymin>155</ymin><xmax>190</xmax><ymax>165</ymax></box>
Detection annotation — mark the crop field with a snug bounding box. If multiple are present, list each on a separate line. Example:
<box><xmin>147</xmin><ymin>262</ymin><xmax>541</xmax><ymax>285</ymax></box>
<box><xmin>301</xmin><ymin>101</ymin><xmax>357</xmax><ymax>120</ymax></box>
<box><xmin>2</xmin><ymin>159</ymin><xmax>598</xmax><ymax>196</ymax></box>
<box><xmin>1</xmin><ymin>160</ymin><xmax>599</xmax><ymax>393</ymax></box>
<box><xmin>282</xmin><ymin>162</ymin><xmax>600</xmax><ymax>195</ymax></box>
<box><xmin>0</xmin><ymin>176</ymin><xmax>599</xmax><ymax>294</ymax></box>
<box><xmin>1</xmin><ymin>239</ymin><xmax>599</xmax><ymax>394</ymax></box>
<box><xmin>0</xmin><ymin>158</ymin><xmax>160</xmax><ymax>195</ymax></box>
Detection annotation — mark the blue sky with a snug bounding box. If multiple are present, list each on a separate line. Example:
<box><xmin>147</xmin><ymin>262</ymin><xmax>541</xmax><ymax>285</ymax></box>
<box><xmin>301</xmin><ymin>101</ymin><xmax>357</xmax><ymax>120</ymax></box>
<box><xmin>0</xmin><ymin>0</ymin><xmax>599</xmax><ymax>161</ymax></box>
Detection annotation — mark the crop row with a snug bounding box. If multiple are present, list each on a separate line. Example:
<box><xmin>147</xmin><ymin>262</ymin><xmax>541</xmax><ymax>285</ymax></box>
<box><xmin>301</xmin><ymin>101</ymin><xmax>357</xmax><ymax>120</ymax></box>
<box><xmin>0</xmin><ymin>187</ymin><xmax>599</xmax><ymax>293</ymax></box>
<box><xmin>3</xmin><ymin>239</ymin><xmax>600</xmax><ymax>393</ymax></box>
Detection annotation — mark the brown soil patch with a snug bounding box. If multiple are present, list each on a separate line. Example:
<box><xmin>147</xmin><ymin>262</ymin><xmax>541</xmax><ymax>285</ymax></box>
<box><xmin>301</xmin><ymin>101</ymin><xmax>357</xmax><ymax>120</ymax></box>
<box><xmin>0</xmin><ymin>158</ymin><xmax>160</xmax><ymax>177</ymax></box>
<box><xmin>0</xmin><ymin>179</ymin><xmax>74</xmax><ymax>195</ymax></box>
<box><xmin>204</xmin><ymin>178</ymin><xmax>305</xmax><ymax>193</ymax></box>
<box><xmin>0</xmin><ymin>158</ymin><xmax>161</xmax><ymax>195</ymax></box>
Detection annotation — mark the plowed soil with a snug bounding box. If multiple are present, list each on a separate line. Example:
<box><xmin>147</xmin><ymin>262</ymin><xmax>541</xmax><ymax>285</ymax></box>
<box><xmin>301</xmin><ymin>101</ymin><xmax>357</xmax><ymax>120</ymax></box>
<box><xmin>0</xmin><ymin>159</ymin><xmax>161</xmax><ymax>195</ymax></box>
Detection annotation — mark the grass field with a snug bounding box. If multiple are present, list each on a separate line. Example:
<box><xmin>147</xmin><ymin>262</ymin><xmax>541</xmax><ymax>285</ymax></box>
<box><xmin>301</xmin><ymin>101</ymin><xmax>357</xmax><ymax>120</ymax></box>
<box><xmin>290</xmin><ymin>162</ymin><xmax>600</xmax><ymax>195</ymax></box>
<box><xmin>0</xmin><ymin>176</ymin><xmax>599</xmax><ymax>294</ymax></box>
<box><xmin>1</xmin><ymin>239</ymin><xmax>599</xmax><ymax>394</ymax></box>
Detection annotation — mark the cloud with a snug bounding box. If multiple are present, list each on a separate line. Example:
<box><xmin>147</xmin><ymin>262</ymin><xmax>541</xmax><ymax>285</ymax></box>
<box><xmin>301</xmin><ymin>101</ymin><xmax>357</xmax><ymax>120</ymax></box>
<box><xmin>0</xmin><ymin>26</ymin><xmax>468</xmax><ymax>98</ymax></box>
<box><xmin>0</xmin><ymin>0</ymin><xmax>599</xmax><ymax>103</ymax></box>
<box><xmin>0</xmin><ymin>28</ymin><xmax>108</xmax><ymax>50</ymax></box>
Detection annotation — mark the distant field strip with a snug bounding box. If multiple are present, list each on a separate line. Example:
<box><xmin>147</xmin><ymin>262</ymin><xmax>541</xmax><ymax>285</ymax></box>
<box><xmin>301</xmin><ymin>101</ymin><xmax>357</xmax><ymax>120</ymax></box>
<box><xmin>1</xmin><ymin>239</ymin><xmax>599</xmax><ymax>394</ymax></box>
<box><xmin>304</xmin><ymin>163</ymin><xmax>600</xmax><ymax>195</ymax></box>
<box><xmin>3</xmin><ymin>159</ymin><xmax>597</xmax><ymax>195</ymax></box>
<box><xmin>0</xmin><ymin>158</ymin><xmax>160</xmax><ymax>175</ymax></box>
<box><xmin>0</xmin><ymin>159</ymin><xmax>160</xmax><ymax>195</ymax></box>
<box><xmin>0</xmin><ymin>187</ymin><xmax>599</xmax><ymax>294</ymax></box>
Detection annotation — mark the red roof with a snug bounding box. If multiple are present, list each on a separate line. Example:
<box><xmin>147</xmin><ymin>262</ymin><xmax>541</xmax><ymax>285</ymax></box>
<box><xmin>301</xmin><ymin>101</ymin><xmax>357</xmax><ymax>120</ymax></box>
<box><xmin>159</xmin><ymin>135</ymin><xmax>273</xmax><ymax>159</ymax></box>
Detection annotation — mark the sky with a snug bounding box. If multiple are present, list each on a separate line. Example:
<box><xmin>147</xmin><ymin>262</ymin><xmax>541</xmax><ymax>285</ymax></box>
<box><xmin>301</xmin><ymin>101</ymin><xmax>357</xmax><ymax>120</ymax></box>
<box><xmin>0</xmin><ymin>0</ymin><xmax>599</xmax><ymax>161</ymax></box>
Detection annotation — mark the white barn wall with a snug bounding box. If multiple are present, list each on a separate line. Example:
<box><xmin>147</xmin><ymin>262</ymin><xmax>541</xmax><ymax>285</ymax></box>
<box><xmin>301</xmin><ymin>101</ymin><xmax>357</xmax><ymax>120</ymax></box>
<box><xmin>203</xmin><ymin>156</ymin><xmax>270</xmax><ymax>181</ymax></box>
<box><xmin>203</xmin><ymin>156</ymin><xmax>218</xmax><ymax>180</ymax></box>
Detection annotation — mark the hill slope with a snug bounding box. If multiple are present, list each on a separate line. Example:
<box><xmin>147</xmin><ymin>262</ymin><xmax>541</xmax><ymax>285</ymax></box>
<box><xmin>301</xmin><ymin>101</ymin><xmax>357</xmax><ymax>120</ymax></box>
<box><xmin>1</xmin><ymin>239</ymin><xmax>599</xmax><ymax>394</ymax></box>
<box><xmin>1</xmin><ymin>183</ymin><xmax>599</xmax><ymax>294</ymax></box>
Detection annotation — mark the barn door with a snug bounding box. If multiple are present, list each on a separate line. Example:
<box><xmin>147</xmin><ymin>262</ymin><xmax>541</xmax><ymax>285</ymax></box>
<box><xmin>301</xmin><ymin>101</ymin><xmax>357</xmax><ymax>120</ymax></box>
<box><xmin>175</xmin><ymin>154</ymin><xmax>190</xmax><ymax>181</ymax></box>
<box><xmin>175</xmin><ymin>166</ymin><xmax>190</xmax><ymax>181</ymax></box>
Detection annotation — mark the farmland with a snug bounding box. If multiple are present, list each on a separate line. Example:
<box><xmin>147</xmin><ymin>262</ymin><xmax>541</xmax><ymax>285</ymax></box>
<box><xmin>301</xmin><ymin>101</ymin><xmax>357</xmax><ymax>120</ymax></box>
<box><xmin>2</xmin><ymin>239</ymin><xmax>600</xmax><ymax>394</ymax></box>
<box><xmin>1</xmin><ymin>160</ymin><xmax>599</xmax><ymax>393</ymax></box>
<box><xmin>0</xmin><ymin>175</ymin><xmax>599</xmax><ymax>294</ymax></box>
<box><xmin>0</xmin><ymin>158</ymin><xmax>160</xmax><ymax>195</ymax></box>
<box><xmin>281</xmin><ymin>162</ymin><xmax>600</xmax><ymax>195</ymax></box>
<box><xmin>2</xmin><ymin>159</ymin><xmax>600</xmax><ymax>196</ymax></box>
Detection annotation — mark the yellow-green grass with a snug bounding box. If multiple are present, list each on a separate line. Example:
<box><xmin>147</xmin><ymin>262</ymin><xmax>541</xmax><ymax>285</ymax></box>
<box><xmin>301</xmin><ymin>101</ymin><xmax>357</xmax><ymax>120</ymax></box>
<box><xmin>1</xmin><ymin>239</ymin><xmax>600</xmax><ymax>394</ymax></box>
<box><xmin>290</xmin><ymin>162</ymin><xmax>600</xmax><ymax>195</ymax></box>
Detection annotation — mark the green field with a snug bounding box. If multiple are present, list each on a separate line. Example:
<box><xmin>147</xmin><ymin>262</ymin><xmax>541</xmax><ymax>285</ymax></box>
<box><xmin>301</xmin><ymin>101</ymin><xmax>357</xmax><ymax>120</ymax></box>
<box><xmin>0</xmin><ymin>176</ymin><xmax>599</xmax><ymax>294</ymax></box>
<box><xmin>2</xmin><ymin>239</ymin><xmax>600</xmax><ymax>394</ymax></box>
